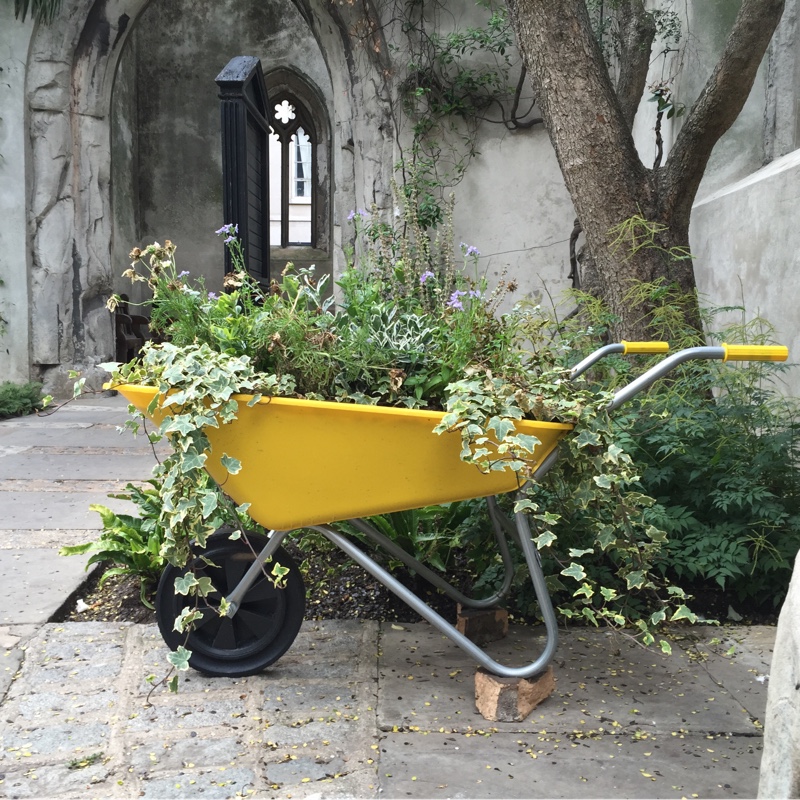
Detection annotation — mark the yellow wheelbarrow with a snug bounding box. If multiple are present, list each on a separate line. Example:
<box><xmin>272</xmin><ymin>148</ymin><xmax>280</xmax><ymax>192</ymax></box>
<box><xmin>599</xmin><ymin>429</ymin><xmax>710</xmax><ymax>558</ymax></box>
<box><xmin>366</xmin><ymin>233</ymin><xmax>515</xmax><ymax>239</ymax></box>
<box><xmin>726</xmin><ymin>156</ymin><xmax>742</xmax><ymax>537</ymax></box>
<box><xmin>117</xmin><ymin>342</ymin><xmax>788</xmax><ymax>678</ymax></box>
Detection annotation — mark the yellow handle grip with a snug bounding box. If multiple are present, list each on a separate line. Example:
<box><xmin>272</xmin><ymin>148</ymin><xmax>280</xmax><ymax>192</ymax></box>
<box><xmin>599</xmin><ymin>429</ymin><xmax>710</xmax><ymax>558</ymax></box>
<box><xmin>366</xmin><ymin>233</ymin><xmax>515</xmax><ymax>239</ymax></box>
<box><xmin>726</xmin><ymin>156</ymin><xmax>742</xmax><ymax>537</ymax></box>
<box><xmin>621</xmin><ymin>340</ymin><xmax>670</xmax><ymax>354</ymax></box>
<box><xmin>722</xmin><ymin>344</ymin><xmax>789</xmax><ymax>362</ymax></box>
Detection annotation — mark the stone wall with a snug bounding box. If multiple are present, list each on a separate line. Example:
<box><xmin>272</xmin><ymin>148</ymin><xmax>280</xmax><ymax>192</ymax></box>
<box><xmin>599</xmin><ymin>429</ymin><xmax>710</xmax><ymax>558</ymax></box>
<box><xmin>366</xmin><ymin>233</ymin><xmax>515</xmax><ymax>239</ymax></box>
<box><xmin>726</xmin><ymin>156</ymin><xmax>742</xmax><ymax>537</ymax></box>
<box><xmin>0</xmin><ymin>0</ymin><xmax>799</xmax><ymax>392</ymax></box>
<box><xmin>0</xmin><ymin>9</ymin><xmax>33</xmax><ymax>385</ymax></box>
<box><xmin>758</xmin><ymin>550</ymin><xmax>800</xmax><ymax>798</ymax></box>
<box><xmin>690</xmin><ymin>149</ymin><xmax>800</xmax><ymax>395</ymax></box>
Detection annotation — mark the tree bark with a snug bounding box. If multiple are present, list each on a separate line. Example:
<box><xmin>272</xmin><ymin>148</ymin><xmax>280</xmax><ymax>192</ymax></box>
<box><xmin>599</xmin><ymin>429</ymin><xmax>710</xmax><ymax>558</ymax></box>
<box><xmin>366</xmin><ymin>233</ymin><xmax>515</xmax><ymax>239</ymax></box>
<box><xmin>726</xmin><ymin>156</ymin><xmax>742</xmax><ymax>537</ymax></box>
<box><xmin>505</xmin><ymin>0</ymin><xmax>785</xmax><ymax>339</ymax></box>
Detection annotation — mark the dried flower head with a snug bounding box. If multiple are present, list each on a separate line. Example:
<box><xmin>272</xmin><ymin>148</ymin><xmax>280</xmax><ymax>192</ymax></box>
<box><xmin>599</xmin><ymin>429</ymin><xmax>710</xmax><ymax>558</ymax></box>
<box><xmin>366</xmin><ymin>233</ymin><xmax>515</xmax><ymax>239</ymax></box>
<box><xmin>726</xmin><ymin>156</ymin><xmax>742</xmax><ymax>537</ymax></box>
<box><xmin>223</xmin><ymin>272</ymin><xmax>244</xmax><ymax>290</ymax></box>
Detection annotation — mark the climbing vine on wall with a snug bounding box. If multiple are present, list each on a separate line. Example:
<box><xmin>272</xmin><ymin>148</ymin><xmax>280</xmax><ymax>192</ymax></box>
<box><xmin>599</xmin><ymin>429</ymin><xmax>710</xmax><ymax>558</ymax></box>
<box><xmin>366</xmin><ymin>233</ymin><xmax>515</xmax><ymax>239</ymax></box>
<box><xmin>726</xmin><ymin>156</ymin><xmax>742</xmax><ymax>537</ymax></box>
<box><xmin>350</xmin><ymin>0</ymin><xmax>543</xmax><ymax>224</ymax></box>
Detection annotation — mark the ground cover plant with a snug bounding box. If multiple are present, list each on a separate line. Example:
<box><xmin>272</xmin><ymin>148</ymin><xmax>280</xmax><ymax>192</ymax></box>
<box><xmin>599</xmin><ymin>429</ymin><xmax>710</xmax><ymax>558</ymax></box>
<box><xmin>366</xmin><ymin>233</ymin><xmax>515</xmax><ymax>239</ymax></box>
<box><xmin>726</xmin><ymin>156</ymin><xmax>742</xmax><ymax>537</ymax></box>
<box><xmin>0</xmin><ymin>381</ymin><xmax>44</xmax><ymax>419</ymax></box>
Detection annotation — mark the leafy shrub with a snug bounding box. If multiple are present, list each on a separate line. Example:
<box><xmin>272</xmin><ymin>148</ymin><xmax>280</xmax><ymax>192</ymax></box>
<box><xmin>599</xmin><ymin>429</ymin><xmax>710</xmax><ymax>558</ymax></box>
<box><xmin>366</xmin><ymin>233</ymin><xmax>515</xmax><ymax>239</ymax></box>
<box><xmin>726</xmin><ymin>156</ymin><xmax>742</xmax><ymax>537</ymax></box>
<box><xmin>0</xmin><ymin>381</ymin><xmax>44</xmax><ymax>419</ymax></box>
<box><xmin>627</xmin><ymin>315</ymin><xmax>800</xmax><ymax>611</ymax></box>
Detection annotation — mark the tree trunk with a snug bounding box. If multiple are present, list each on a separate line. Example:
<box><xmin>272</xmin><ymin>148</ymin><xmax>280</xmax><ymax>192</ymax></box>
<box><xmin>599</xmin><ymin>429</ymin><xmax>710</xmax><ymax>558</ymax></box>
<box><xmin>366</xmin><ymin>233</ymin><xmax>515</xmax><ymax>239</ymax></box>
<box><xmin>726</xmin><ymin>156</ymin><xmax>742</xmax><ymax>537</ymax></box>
<box><xmin>505</xmin><ymin>0</ymin><xmax>785</xmax><ymax>340</ymax></box>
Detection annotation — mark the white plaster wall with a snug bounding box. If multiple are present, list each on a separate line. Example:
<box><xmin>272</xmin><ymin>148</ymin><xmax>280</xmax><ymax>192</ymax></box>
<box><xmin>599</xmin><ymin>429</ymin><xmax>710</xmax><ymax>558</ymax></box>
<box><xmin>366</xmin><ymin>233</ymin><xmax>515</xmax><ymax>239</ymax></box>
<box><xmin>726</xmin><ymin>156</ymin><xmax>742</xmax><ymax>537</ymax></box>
<box><xmin>451</xmin><ymin>125</ymin><xmax>575</xmax><ymax>310</ymax></box>
<box><xmin>690</xmin><ymin>149</ymin><xmax>800</xmax><ymax>395</ymax></box>
<box><xmin>0</xmin><ymin>9</ymin><xmax>33</xmax><ymax>384</ymax></box>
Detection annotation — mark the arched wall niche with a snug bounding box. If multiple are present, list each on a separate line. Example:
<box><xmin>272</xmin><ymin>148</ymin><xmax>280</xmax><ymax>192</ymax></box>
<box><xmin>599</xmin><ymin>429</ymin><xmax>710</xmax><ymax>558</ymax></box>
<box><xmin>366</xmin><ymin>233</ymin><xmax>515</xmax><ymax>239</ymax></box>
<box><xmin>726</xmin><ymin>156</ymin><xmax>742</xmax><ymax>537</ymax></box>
<box><xmin>264</xmin><ymin>66</ymin><xmax>332</xmax><ymax>283</ymax></box>
<box><xmin>24</xmin><ymin>0</ymin><xmax>396</xmax><ymax>393</ymax></box>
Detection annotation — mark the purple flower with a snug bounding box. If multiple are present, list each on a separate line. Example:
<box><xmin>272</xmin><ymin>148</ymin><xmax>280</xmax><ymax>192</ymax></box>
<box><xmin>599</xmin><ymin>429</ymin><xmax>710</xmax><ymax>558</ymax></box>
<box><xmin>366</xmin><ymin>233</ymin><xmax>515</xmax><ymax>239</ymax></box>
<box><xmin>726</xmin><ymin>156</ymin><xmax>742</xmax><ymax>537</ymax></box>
<box><xmin>215</xmin><ymin>223</ymin><xmax>238</xmax><ymax>237</ymax></box>
<box><xmin>348</xmin><ymin>209</ymin><xmax>368</xmax><ymax>221</ymax></box>
<box><xmin>347</xmin><ymin>210</ymin><xmax>356</xmax><ymax>221</ymax></box>
<box><xmin>419</xmin><ymin>270</ymin><xmax>435</xmax><ymax>285</ymax></box>
<box><xmin>447</xmin><ymin>290</ymin><xmax>467</xmax><ymax>310</ymax></box>
<box><xmin>224</xmin><ymin>235</ymin><xmax>236</xmax><ymax>244</ymax></box>
<box><xmin>460</xmin><ymin>242</ymin><xmax>481</xmax><ymax>257</ymax></box>
<box><xmin>207</xmin><ymin>291</ymin><xmax>218</xmax><ymax>300</ymax></box>
<box><xmin>469</xmin><ymin>289</ymin><xmax>481</xmax><ymax>299</ymax></box>
<box><xmin>178</xmin><ymin>270</ymin><xmax>190</xmax><ymax>277</ymax></box>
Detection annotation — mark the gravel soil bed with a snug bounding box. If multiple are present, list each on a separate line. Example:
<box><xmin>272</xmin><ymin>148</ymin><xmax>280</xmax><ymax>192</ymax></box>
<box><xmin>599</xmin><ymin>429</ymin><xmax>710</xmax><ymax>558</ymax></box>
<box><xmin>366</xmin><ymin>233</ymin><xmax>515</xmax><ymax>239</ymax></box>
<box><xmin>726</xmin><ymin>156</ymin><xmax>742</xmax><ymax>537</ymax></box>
<box><xmin>57</xmin><ymin>540</ymin><xmax>459</xmax><ymax>624</ymax></box>
<box><xmin>56</xmin><ymin>541</ymin><xmax>778</xmax><ymax>627</ymax></box>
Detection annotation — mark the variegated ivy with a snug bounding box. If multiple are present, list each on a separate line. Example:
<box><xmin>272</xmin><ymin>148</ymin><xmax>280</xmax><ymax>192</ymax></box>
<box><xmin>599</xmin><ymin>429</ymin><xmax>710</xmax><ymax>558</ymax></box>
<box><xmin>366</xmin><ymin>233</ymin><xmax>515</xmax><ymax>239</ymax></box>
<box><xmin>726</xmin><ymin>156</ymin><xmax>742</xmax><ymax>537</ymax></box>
<box><xmin>436</xmin><ymin>366</ymin><xmax>696</xmax><ymax>654</ymax></box>
<box><xmin>107</xmin><ymin>341</ymin><xmax>295</xmax><ymax>681</ymax></box>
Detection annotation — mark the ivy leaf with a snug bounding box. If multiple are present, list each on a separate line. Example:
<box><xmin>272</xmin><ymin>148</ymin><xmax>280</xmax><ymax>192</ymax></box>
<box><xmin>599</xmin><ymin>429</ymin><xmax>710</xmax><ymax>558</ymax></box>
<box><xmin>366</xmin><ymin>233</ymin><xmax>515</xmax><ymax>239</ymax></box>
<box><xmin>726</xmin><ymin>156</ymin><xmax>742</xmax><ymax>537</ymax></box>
<box><xmin>568</xmin><ymin>547</ymin><xmax>594</xmax><ymax>558</ymax></box>
<box><xmin>561</xmin><ymin>562</ymin><xmax>587</xmax><ymax>582</ymax></box>
<box><xmin>581</xmin><ymin>607</ymin><xmax>598</xmax><ymax>626</ymax></box>
<box><xmin>180</xmin><ymin>451</ymin><xmax>207</xmax><ymax>473</ymax></box>
<box><xmin>650</xmin><ymin>610</ymin><xmax>667</xmax><ymax>625</ymax></box>
<box><xmin>574</xmin><ymin>430</ymin><xmax>601</xmax><ymax>449</ymax></box>
<box><xmin>164</xmin><ymin>414</ymin><xmax>195</xmax><ymax>436</ymax></box>
<box><xmin>200</xmin><ymin>491</ymin><xmax>218</xmax><ymax>518</ymax></box>
<box><xmin>597</xmin><ymin>529</ymin><xmax>617</xmax><ymax>551</ymax></box>
<box><xmin>174</xmin><ymin>607</ymin><xmax>203</xmax><ymax>632</ymax></box>
<box><xmin>660</xmin><ymin>640</ymin><xmax>673</xmax><ymax>655</ymax></box>
<box><xmin>487</xmin><ymin>416</ymin><xmax>515</xmax><ymax>441</ymax></box>
<box><xmin>670</xmin><ymin>604</ymin><xmax>697</xmax><ymax>623</ymax></box>
<box><xmin>167</xmin><ymin>646</ymin><xmax>192</xmax><ymax>671</ymax></box>
<box><xmin>625</xmin><ymin>571</ymin><xmax>646</xmax><ymax>589</ymax></box>
<box><xmin>511</xmin><ymin>433</ymin><xmax>541</xmax><ymax>454</ymax></box>
<box><xmin>174</xmin><ymin>573</ymin><xmax>198</xmax><ymax>595</ymax></box>
<box><xmin>593</xmin><ymin>473</ymin><xmax>614</xmax><ymax>489</ymax></box>
<box><xmin>599</xmin><ymin>586</ymin><xmax>618</xmax><ymax>601</ymax></box>
<box><xmin>534</xmin><ymin>530</ymin><xmax>557</xmax><ymax>549</ymax></box>
<box><xmin>646</xmin><ymin>525</ymin><xmax>668</xmax><ymax>543</ymax></box>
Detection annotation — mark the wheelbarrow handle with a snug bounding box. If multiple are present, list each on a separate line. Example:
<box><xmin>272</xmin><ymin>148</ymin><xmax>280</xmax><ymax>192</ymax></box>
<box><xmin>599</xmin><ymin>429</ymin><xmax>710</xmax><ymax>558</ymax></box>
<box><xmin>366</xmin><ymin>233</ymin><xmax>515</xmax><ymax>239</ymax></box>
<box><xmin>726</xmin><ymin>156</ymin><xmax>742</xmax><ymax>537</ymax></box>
<box><xmin>607</xmin><ymin>344</ymin><xmax>789</xmax><ymax>410</ymax></box>
<box><xmin>570</xmin><ymin>340</ymin><xmax>670</xmax><ymax>379</ymax></box>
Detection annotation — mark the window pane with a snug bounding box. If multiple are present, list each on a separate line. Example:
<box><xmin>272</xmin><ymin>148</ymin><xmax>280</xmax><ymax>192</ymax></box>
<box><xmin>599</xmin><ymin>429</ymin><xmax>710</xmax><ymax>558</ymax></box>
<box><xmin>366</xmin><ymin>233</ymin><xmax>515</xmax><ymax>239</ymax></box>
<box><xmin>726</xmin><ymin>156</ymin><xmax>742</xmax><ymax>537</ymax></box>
<box><xmin>268</xmin><ymin>128</ymin><xmax>282</xmax><ymax>246</ymax></box>
<box><xmin>293</xmin><ymin>128</ymin><xmax>312</xmax><ymax>199</ymax></box>
<box><xmin>288</xmin><ymin>129</ymin><xmax>312</xmax><ymax>245</ymax></box>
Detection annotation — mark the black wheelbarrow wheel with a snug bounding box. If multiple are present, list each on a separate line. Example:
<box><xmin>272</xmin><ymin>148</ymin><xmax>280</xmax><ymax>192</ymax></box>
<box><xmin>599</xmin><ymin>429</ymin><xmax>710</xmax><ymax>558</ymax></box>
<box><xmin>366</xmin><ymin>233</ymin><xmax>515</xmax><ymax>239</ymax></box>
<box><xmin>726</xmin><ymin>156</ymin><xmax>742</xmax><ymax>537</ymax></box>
<box><xmin>155</xmin><ymin>530</ymin><xmax>305</xmax><ymax>677</ymax></box>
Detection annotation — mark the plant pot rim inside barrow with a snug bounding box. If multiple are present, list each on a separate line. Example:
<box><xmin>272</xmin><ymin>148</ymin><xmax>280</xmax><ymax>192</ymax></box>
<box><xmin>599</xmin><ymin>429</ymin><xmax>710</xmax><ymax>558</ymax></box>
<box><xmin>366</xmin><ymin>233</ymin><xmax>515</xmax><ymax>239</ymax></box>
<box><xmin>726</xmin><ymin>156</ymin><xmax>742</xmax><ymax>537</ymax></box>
<box><xmin>116</xmin><ymin>384</ymin><xmax>573</xmax><ymax>531</ymax></box>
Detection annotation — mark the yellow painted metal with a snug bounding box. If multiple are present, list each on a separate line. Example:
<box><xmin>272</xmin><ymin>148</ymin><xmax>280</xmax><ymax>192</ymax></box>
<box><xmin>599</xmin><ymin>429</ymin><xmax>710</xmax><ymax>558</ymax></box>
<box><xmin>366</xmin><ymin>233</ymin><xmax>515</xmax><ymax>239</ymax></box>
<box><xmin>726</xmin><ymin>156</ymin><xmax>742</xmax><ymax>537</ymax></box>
<box><xmin>620</xmin><ymin>340</ymin><xmax>670</xmax><ymax>354</ymax></box>
<box><xmin>117</xmin><ymin>385</ymin><xmax>572</xmax><ymax>530</ymax></box>
<box><xmin>722</xmin><ymin>344</ymin><xmax>789</xmax><ymax>362</ymax></box>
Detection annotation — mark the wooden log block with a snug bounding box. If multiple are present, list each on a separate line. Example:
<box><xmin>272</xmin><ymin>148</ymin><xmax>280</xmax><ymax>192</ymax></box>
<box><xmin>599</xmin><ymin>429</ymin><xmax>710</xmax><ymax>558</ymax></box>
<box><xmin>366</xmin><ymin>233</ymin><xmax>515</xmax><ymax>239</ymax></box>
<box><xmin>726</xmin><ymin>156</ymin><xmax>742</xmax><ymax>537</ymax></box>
<box><xmin>475</xmin><ymin>666</ymin><xmax>556</xmax><ymax>722</ymax></box>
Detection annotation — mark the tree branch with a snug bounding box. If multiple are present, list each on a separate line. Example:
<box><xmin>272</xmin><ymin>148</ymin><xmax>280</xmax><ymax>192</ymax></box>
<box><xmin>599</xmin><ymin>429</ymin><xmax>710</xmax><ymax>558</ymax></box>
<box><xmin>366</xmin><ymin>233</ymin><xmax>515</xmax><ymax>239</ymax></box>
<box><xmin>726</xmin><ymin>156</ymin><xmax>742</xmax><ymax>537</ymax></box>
<box><xmin>663</xmin><ymin>0</ymin><xmax>785</xmax><ymax>221</ymax></box>
<box><xmin>615</xmin><ymin>0</ymin><xmax>657</xmax><ymax>130</ymax></box>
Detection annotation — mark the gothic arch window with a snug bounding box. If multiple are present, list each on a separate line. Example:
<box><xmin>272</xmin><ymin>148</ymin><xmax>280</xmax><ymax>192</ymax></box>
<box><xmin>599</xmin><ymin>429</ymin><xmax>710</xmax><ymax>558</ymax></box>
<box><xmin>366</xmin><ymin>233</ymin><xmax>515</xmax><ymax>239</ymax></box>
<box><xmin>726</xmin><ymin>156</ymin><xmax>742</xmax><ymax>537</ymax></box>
<box><xmin>265</xmin><ymin>69</ymin><xmax>331</xmax><ymax>271</ymax></box>
<box><xmin>269</xmin><ymin>94</ymin><xmax>316</xmax><ymax>247</ymax></box>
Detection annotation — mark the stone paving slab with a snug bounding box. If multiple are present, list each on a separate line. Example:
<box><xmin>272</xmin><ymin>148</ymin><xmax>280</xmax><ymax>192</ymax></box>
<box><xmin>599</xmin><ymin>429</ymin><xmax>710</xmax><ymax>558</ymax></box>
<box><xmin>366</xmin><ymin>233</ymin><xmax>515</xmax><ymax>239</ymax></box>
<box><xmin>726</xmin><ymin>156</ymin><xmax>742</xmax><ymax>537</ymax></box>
<box><xmin>0</xmin><ymin>621</ymin><xmax>381</xmax><ymax>799</ymax></box>
<box><xmin>0</xmin><ymin>529</ymin><xmax>106</xmax><ymax>550</ymax></box>
<box><xmin>0</xmin><ymin>550</ymin><xmax>94</xmax><ymax>625</ymax></box>
<box><xmin>377</xmin><ymin>623</ymin><xmax>771</xmax><ymax>736</ymax></box>
<box><xmin>379</xmin><ymin>726</ymin><xmax>762</xmax><ymax>798</ymax></box>
<box><xmin>0</xmin><ymin>404</ymin><xmax>130</xmax><ymax>428</ymax></box>
<box><xmin>0</xmin><ymin>618</ymin><xmax>776</xmax><ymax>800</ymax></box>
<box><xmin>0</xmin><ymin>452</ymin><xmax>159</xmax><ymax>481</ymax></box>
<box><xmin>0</xmin><ymin>424</ymin><xmax>158</xmax><ymax>449</ymax></box>
<box><xmin>0</xmin><ymin>489</ymin><xmax>135</xmax><ymax>529</ymax></box>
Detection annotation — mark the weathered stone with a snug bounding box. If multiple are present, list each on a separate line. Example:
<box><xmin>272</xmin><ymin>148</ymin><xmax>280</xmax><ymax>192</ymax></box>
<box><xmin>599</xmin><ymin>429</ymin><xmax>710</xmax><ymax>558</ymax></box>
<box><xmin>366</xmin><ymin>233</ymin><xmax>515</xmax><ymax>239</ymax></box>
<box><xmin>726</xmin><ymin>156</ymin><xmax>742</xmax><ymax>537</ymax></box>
<box><xmin>758</xmin><ymin>550</ymin><xmax>800</xmax><ymax>798</ymax></box>
<box><xmin>474</xmin><ymin>665</ymin><xmax>556</xmax><ymax>722</ymax></box>
<box><xmin>456</xmin><ymin>604</ymin><xmax>508</xmax><ymax>645</ymax></box>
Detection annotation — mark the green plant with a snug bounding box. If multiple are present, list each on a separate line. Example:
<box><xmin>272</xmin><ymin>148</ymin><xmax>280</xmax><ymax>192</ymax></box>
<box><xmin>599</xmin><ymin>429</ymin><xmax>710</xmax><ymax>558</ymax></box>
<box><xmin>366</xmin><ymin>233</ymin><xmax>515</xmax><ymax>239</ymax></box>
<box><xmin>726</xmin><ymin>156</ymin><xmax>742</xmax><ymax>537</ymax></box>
<box><xmin>0</xmin><ymin>381</ymin><xmax>44</xmax><ymax>419</ymax></box>
<box><xmin>10</xmin><ymin>0</ymin><xmax>62</xmax><ymax>24</ymax></box>
<box><xmin>60</xmin><ymin>481</ymin><xmax>170</xmax><ymax>607</ymax></box>
<box><xmin>103</xmin><ymin>208</ymin><xmax>795</xmax><ymax>667</ymax></box>
<box><xmin>627</xmin><ymin>311</ymin><xmax>800</xmax><ymax>610</ymax></box>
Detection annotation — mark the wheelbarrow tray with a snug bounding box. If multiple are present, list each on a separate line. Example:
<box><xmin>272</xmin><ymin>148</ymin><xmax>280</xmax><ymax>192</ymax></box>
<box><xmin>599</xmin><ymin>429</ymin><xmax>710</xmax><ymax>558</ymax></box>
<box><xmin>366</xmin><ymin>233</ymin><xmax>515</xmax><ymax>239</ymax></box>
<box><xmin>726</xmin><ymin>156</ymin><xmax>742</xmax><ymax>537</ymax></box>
<box><xmin>117</xmin><ymin>384</ymin><xmax>572</xmax><ymax>530</ymax></box>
